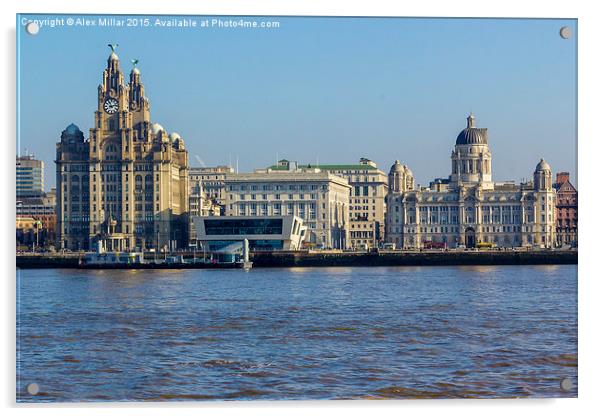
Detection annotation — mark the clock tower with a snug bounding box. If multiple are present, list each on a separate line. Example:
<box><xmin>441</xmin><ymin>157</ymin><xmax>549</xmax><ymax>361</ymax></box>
<box><xmin>55</xmin><ymin>44</ymin><xmax>190</xmax><ymax>252</ymax></box>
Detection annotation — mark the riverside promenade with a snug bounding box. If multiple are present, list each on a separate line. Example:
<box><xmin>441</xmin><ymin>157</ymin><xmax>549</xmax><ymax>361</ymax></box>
<box><xmin>16</xmin><ymin>249</ymin><xmax>577</xmax><ymax>269</ymax></box>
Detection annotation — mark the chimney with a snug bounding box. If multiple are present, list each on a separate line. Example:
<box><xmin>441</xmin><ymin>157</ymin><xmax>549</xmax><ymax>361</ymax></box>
<box><xmin>556</xmin><ymin>172</ymin><xmax>570</xmax><ymax>184</ymax></box>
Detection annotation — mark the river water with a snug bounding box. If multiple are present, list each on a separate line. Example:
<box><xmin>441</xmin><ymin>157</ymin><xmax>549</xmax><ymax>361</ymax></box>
<box><xmin>16</xmin><ymin>265</ymin><xmax>577</xmax><ymax>402</ymax></box>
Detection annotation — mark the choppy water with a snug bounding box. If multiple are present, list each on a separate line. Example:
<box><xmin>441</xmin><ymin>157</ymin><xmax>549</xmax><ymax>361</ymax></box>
<box><xmin>16</xmin><ymin>265</ymin><xmax>577</xmax><ymax>402</ymax></box>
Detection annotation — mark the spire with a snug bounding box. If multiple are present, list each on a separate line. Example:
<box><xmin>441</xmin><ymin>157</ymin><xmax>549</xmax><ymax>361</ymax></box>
<box><xmin>131</xmin><ymin>59</ymin><xmax>140</xmax><ymax>74</ymax></box>
<box><xmin>107</xmin><ymin>43</ymin><xmax>119</xmax><ymax>61</ymax></box>
<box><xmin>467</xmin><ymin>112</ymin><xmax>476</xmax><ymax>128</ymax></box>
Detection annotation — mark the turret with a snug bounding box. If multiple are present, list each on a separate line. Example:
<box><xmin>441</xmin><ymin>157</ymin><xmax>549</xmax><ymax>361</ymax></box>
<box><xmin>388</xmin><ymin>160</ymin><xmax>413</xmax><ymax>192</ymax></box>
<box><xmin>128</xmin><ymin>59</ymin><xmax>150</xmax><ymax>127</ymax></box>
<box><xmin>534</xmin><ymin>159</ymin><xmax>553</xmax><ymax>191</ymax></box>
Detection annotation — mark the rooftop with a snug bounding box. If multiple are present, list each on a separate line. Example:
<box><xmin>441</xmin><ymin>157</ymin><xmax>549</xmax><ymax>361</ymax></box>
<box><xmin>267</xmin><ymin>164</ymin><xmax>378</xmax><ymax>171</ymax></box>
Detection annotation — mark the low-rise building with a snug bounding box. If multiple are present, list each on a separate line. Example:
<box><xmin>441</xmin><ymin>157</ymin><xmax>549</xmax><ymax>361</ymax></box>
<box><xmin>223</xmin><ymin>170</ymin><xmax>350</xmax><ymax>249</ymax></box>
<box><xmin>553</xmin><ymin>172</ymin><xmax>578</xmax><ymax>247</ymax></box>
<box><xmin>16</xmin><ymin>190</ymin><xmax>57</xmax><ymax>250</ymax></box>
<box><xmin>193</xmin><ymin>215</ymin><xmax>307</xmax><ymax>251</ymax></box>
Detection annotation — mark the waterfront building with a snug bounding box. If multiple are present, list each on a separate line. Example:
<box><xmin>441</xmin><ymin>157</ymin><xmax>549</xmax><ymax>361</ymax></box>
<box><xmin>263</xmin><ymin>159</ymin><xmax>388</xmax><ymax>249</ymax></box>
<box><xmin>56</xmin><ymin>47</ymin><xmax>189</xmax><ymax>252</ymax></box>
<box><xmin>189</xmin><ymin>165</ymin><xmax>234</xmax><ymax>212</ymax></box>
<box><xmin>386</xmin><ymin>114</ymin><xmax>556</xmax><ymax>249</ymax></box>
<box><xmin>16</xmin><ymin>189</ymin><xmax>57</xmax><ymax>250</ymax></box>
<box><xmin>16</xmin><ymin>217</ymin><xmax>40</xmax><ymax>251</ymax></box>
<box><xmin>553</xmin><ymin>172</ymin><xmax>578</xmax><ymax>247</ymax></box>
<box><xmin>189</xmin><ymin>179</ymin><xmax>222</xmax><ymax>218</ymax></box>
<box><xmin>189</xmin><ymin>176</ymin><xmax>222</xmax><ymax>247</ymax></box>
<box><xmin>16</xmin><ymin>154</ymin><xmax>44</xmax><ymax>197</ymax></box>
<box><xmin>223</xmin><ymin>170</ymin><xmax>350</xmax><ymax>249</ymax></box>
<box><xmin>193</xmin><ymin>215</ymin><xmax>307</xmax><ymax>251</ymax></box>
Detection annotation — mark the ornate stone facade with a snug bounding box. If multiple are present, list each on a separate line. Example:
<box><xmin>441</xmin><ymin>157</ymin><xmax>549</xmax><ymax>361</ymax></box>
<box><xmin>553</xmin><ymin>172</ymin><xmax>578</xmax><ymax>247</ymax></box>
<box><xmin>386</xmin><ymin>114</ymin><xmax>556</xmax><ymax>249</ymax></box>
<box><xmin>56</xmin><ymin>47</ymin><xmax>189</xmax><ymax>251</ymax></box>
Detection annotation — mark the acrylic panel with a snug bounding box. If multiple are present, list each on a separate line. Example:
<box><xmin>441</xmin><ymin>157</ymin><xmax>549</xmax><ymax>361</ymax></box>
<box><xmin>16</xmin><ymin>14</ymin><xmax>577</xmax><ymax>402</ymax></box>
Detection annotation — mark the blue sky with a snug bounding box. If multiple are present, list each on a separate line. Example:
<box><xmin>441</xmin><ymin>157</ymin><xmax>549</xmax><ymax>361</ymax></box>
<box><xmin>17</xmin><ymin>15</ymin><xmax>577</xmax><ymax>189</ymax></box>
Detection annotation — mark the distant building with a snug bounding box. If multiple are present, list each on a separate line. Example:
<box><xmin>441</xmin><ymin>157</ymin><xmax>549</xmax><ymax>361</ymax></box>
<box><xmin>16</xmin><ymin>217</ymin><xmax>41</xmax><ymax>250</ymax></box>
<box><xmin>386</xmin><ymin>114</ymin><xmax>556</xmax><ymax>248</ymax></box>
<box><xmin>553</xmin><ymin>172</ymin><xmax>578</xmax><ymax>247</ymax></box>
<box><xmin>16</xmin><ymin>190</ymin><xmax>57</xmax><ymax>249</ymax></box>
<box><xmin>188</xmin><ymin>176</ymin><xmax>221</xmax><ymax>247</ymax></box>
<box><xmin>16</xmin><ymin>154</ymin><xmax>44</xmax><ymax>197</ymax></box>
<box><xmin>223</xmin><ymin>170</ymin><xmax>350</xmax><ymax>249</ymax></box>
<box><xmin>263</xmin><ymin>158</ymin><xmax>388</xmax><ymax>249</ymax></box>
<box><xmin>55</xmin><ymin>47</ymin><xmax>189</xmax><ymax>252</ymax></box>
<box><xmin>189</xmin><ymin>179</ymin><xmax>222</xmax><ymax>218</ymax></box>
<box><xmin>189</xmin><ymin>165</ymin><xmax>234</xmax><ymax>212</ymax></box>
<box><xmin>193</xmin><ymin>215</ymin><xmax>307</xmax><ymax>251</ymax></box>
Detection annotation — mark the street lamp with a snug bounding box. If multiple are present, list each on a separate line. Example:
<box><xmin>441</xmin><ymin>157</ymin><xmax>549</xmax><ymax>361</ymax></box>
<box><xmin>32</xmin><ymin>220</ymin><xmax>42</xmax><ymax>253</ymax></box>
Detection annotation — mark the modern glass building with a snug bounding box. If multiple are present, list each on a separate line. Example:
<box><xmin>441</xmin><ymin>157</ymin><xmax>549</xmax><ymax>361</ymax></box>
<box><xmin>16</xmin><ymin>155</ymin><xmax>44</xmax><ymax>197</ymax></box>
<box><xmin>193</xmin><ymin>215</ymin><xmax>307</xmax><ymax>251</ymax></box>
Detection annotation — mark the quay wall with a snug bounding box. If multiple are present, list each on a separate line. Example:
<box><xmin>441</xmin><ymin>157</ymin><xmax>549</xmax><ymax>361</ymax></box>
<box><xmin>16</xmin><ymin>250</ymin><xmax>577</xmax><ymax>269</ymax></box>
<box><xmin>250</xmin><ymin>250</ymin><xmax>577</xmax><ymax>267</ymax></box>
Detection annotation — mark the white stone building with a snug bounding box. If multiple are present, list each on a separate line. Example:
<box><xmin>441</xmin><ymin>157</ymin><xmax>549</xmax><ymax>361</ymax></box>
<box><xmin>223</xmin><ymin>170</ymin><xmax>350</xmax><ymax>249</ymax></box>
<box><xmin>262</xmin><ymin>158</ymin><xmax>388</xmax><ymax>249</ymax></box>
<box><xmin>386</xmin><ymin>114</ymin><xmax>556</xmax><ymax>249</ymax></box>
<box><xmin>189</xmin><ymin>165</ymin><xmax>234</xmax><ymax>213</ymax></box>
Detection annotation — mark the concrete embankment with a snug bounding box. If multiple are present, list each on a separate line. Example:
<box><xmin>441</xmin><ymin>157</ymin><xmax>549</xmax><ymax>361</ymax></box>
<box><xmin>16</xmin><ymin>250</ymin><xmax>577</xmax><ymax>269</ymax></box>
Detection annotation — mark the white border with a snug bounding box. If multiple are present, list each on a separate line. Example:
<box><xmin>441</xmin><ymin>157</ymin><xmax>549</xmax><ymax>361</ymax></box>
<box><xmin>2</xmin><ymin>1</ymin><xmax>600</xmax><ymax>415</ymax></box>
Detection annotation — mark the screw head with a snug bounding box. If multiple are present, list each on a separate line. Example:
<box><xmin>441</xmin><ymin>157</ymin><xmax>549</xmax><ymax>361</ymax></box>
<box><xmin>26</xmin><ymin>383</ymin><xmax>39</xmax><ymax>395</ymax></box>
<box><xmin>25</xmin><ymin>21</ymin><xmax>39</xmax><ymax>35</ymax></box>
<box><xmin>560</xmin><ymin>377</ymin><xmax>573</xmax><ymax>391</ymax></box>
<box><xmin>559</xmin><ymin>26</ymin><xmax>571</xmax><ymax>39</ymax></box>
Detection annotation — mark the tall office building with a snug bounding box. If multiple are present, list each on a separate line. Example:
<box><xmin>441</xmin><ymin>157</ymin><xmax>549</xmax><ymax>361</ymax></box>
<box><xmin>56</xmin><ymin>46</ymin><xmax>189</xmax><ymax>251</ymax></box>
<box><xmin>16</xmin><ymin>154</ymin><xmax>44</xmax><ymax>197</ymax></box>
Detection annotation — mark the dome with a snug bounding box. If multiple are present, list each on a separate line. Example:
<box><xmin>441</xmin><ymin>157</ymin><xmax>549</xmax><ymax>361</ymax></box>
<box><xmin>404</xmin><ymin>165</ymin><xmax>413</xmax><ymax>177</ymax></box>
<box><xmin>390</xmin><ymin>160</ymin><xmax>405</xmax><ymax>173</ymax></box>
<box><xmin>64</xmin><ymin>123</ymin><xmax>81</xmax><ymax>135</ymax></box>
<box><xmin>169</xmin><ymin>132</ymin><xmax>181</xmax><ymax>140</ymax></box>
<box><xmin>535</xmin><ymin>158</ymin><xmax>551</xmax><ymax>172</ymax></box>
<box><xmin>173</xmin><ymin>137</ymin><xmax>185</xmax><ymax>150</ymax></box>
<box><xmin>151</xmin><ymin>123</ymin><xmax>165</xmax><ymax>135</ymax></box>
<box><xmin>61</xmin><ymin>123</ymin><xmax>84</xmax><ymax>142</ymax></box>
<box><xmin>131</xmin><ymin>67</ymin><xmax>140</xmax><ymax>75</ymax></box>
<box><xmin>456</xmin><ymin>113</ymin><xmax>488</xmax><ymax>145</ymax></box>
<box><xmin>109</xmin><ymin>51</ymin><xmax>119</xmax><ymax>61</ymax></box>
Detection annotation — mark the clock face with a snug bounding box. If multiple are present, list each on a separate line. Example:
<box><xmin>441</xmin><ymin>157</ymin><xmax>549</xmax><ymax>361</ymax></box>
<box><xmin>103</xmin><ymin>98</ymin><xmax>119</xmax><ymax>114</ymax></box>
